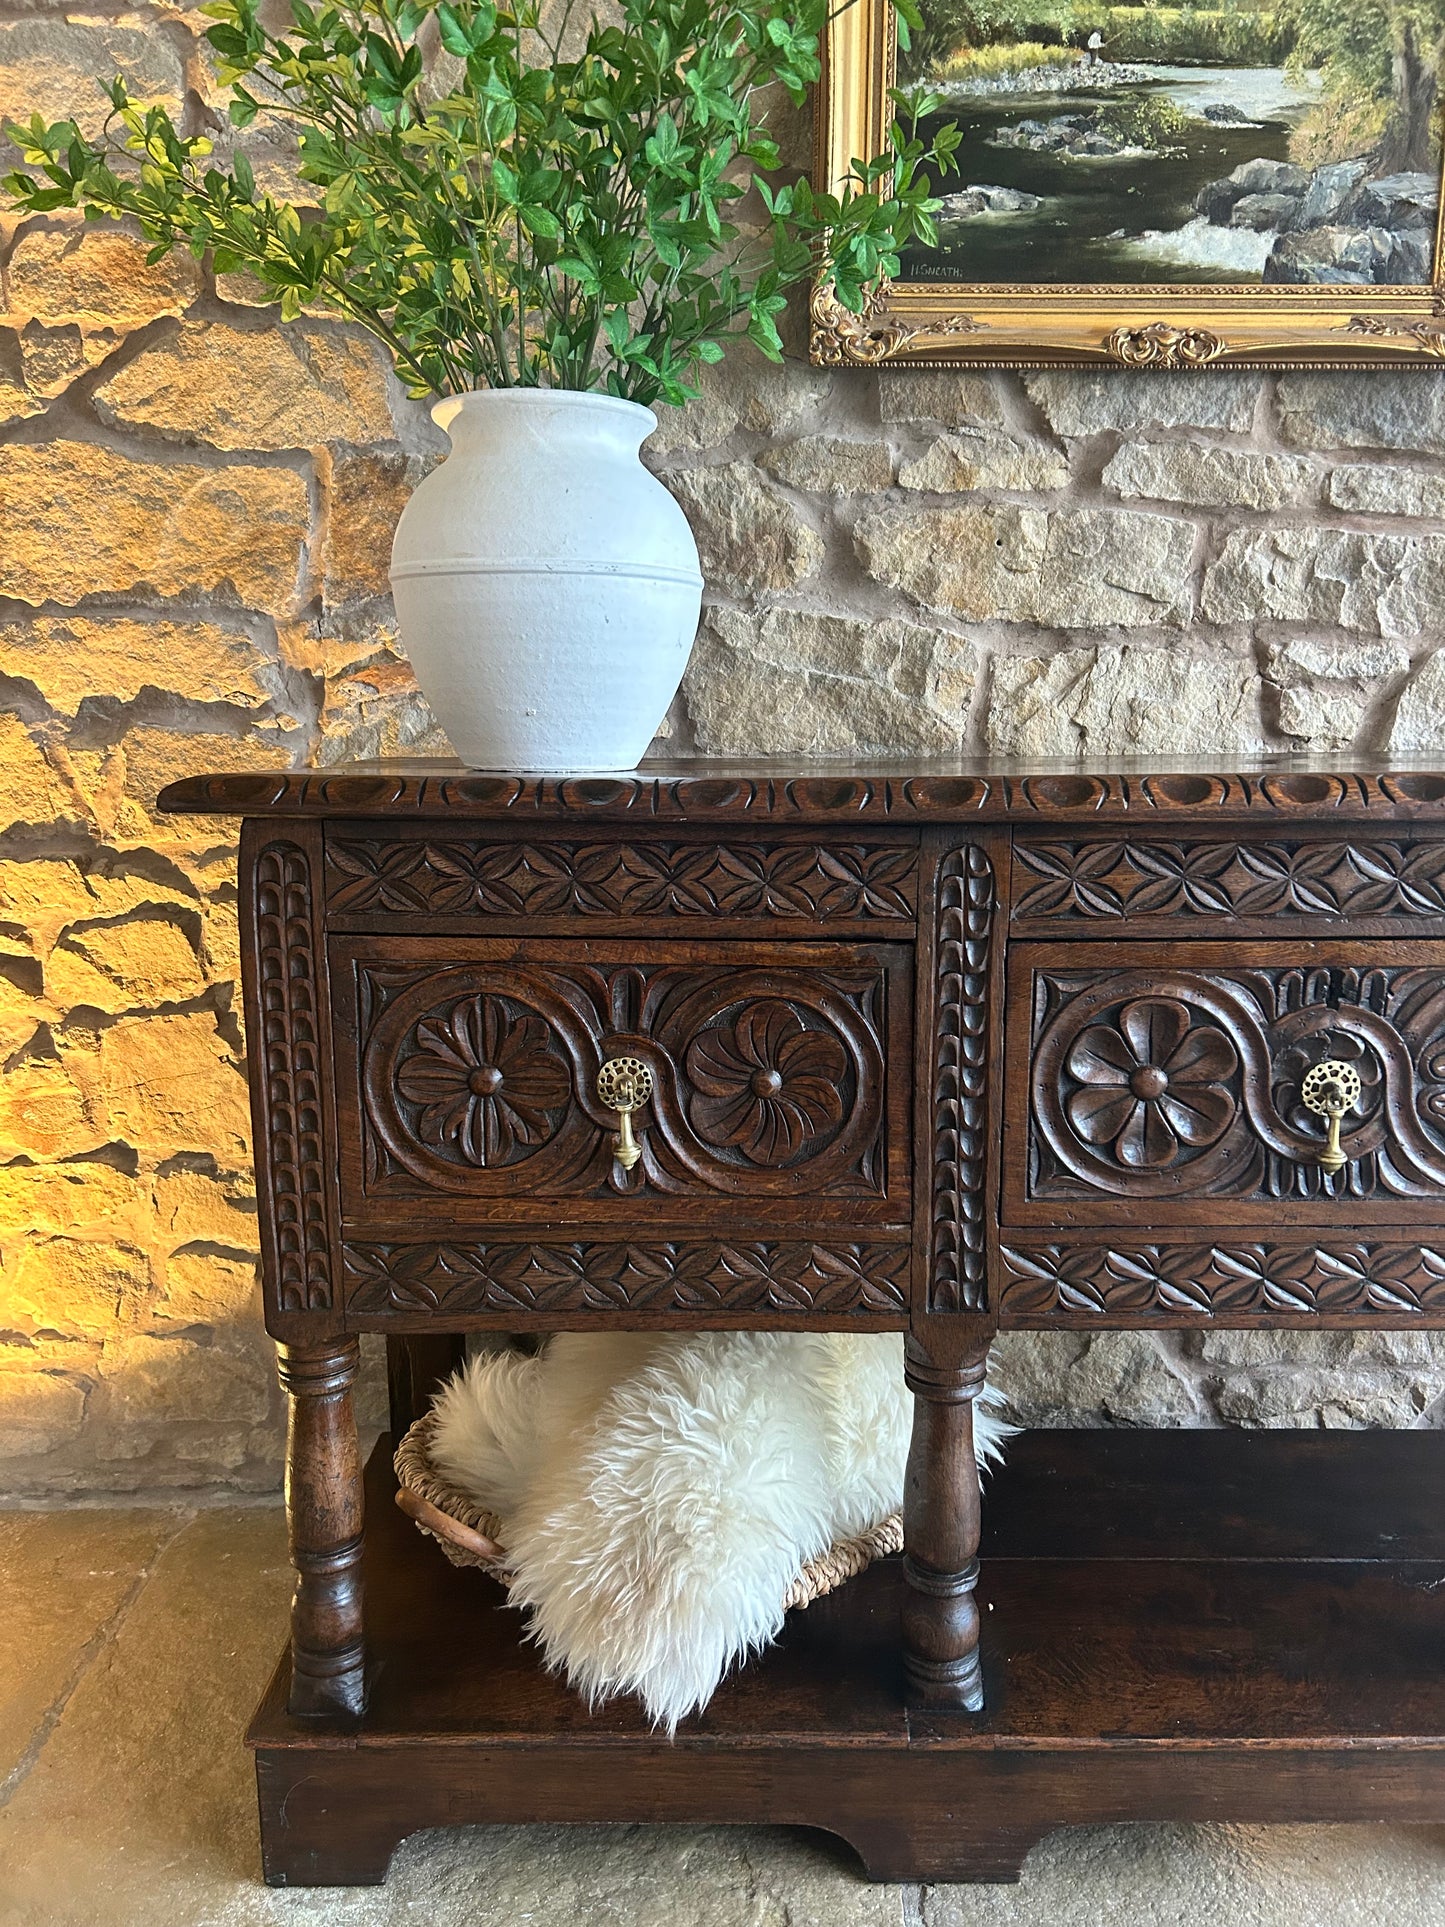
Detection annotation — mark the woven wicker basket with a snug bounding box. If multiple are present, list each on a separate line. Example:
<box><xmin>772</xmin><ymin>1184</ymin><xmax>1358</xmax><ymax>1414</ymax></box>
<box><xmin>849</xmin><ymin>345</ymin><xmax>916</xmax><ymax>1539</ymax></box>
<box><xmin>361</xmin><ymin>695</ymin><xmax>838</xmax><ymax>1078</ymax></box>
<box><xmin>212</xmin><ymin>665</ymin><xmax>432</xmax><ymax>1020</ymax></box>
<box><xmin>393</xmin><ymin>1412</ymin><xmax>903</xmax><ymax>1611</ymax></box>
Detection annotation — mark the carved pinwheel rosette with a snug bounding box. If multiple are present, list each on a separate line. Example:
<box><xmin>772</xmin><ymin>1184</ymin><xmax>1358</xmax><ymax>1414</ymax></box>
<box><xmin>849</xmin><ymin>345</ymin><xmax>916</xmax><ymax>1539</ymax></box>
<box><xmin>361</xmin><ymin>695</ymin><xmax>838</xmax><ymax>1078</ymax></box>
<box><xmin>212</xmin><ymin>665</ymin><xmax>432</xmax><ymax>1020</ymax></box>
<box><xmin>685</xmin><ymin>1000</ymin><xmax>849</xmax><ymax>1167</ymax></box>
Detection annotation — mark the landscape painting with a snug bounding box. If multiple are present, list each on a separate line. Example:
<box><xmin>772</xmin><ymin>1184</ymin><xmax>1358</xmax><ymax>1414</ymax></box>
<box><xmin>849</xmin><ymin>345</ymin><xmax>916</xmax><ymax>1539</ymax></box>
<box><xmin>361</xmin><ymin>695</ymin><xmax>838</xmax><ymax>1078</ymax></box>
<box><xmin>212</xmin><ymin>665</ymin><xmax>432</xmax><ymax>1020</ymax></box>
<box><xmin>897</xmin><ymin>0</ymin><xmax>1443</xmax><ymax>285</ymax></box>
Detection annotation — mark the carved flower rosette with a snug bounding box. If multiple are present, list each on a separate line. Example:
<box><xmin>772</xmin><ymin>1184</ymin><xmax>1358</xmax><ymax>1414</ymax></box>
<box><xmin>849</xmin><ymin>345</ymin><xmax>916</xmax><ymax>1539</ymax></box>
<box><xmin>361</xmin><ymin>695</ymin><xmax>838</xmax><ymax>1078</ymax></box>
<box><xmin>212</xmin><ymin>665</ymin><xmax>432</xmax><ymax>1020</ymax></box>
<box><xmin>1065</xmin><ymin>997</ymin><xmax>1238</xmax><ymax>1170</ymax></box>
<box><xmin>394</xmin><ymin>994</ymin><xmax>572</xmax><ymax>1167</ymax></box>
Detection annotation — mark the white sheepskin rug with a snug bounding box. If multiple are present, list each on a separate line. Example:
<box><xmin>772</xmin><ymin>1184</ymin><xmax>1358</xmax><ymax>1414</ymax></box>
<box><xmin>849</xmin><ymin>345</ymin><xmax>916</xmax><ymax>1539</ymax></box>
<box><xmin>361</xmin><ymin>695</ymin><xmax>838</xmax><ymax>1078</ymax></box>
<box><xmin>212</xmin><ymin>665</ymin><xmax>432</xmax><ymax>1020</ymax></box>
<box><xmin>428</xmin><ymin>1330</ymin><xmax>1010</xmax><ymax>1731</ymax></box>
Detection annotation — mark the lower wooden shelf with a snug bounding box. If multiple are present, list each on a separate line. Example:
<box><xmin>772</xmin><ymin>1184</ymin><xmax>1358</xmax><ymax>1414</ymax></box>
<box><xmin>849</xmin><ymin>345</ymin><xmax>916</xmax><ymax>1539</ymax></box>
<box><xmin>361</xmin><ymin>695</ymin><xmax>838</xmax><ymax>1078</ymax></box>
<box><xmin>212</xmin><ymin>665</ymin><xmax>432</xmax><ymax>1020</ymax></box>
<box><xmin>248</xmin><ymin>1428</ymin><xmax>1445</xmax><ymax>1886</ymax></box>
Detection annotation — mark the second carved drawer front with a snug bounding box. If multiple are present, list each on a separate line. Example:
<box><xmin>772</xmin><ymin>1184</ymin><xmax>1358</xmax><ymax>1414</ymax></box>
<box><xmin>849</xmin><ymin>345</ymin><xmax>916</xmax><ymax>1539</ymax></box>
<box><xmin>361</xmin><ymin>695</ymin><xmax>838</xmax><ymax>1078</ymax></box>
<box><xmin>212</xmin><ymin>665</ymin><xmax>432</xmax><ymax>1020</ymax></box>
<box><xmin>1004</xmin><ymin>941</ymin><xmax>1445</xmax><ymax>1226</ymax></box>
<box><xmin>331</xmin><ymin>937</ymin><xmax>911</xmax><ymax>1226</ymax></box>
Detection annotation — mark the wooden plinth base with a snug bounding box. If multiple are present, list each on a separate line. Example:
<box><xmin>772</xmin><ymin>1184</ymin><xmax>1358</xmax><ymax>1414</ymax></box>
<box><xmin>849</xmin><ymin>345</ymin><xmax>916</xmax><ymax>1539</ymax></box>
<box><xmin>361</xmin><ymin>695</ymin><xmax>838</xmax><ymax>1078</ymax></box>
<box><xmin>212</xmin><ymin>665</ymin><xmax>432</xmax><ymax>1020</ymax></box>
<box><xmin>248</xmin><ymin>1429</ymin><xmax>1445</xmax><ymax>1887</ymax></box>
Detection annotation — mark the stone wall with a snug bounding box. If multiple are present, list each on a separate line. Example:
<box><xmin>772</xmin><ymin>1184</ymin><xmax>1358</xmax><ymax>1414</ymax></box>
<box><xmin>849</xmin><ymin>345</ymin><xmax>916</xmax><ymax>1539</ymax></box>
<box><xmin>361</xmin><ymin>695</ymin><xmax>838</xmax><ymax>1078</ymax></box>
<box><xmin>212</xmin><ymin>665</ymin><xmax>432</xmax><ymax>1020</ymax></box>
<box><xmin>2</xmin><ymin>8</ymin><xmax>1445</xmax><ymax>1494</ymax></box>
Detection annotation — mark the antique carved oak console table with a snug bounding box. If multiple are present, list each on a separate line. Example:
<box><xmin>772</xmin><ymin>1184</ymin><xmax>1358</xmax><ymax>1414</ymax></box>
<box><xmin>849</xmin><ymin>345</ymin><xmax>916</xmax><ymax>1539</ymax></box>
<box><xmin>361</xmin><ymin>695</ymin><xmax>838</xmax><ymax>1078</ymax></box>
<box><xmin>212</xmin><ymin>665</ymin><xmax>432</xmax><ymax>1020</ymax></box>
<box><xmin>159</xmin><ymin>758</ymin><xmax>1445</xmax><ymax>1887</ymax></box>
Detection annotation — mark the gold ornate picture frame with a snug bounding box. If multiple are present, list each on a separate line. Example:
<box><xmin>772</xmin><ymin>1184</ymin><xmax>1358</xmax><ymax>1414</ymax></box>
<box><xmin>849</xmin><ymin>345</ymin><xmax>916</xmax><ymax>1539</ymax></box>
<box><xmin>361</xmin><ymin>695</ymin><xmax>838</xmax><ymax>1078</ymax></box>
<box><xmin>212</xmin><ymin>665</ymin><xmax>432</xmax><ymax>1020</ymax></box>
<box><xmin>811</xmin><ymin>0</ymin><xmax>1445</xmax><ymax>369</ymax></box>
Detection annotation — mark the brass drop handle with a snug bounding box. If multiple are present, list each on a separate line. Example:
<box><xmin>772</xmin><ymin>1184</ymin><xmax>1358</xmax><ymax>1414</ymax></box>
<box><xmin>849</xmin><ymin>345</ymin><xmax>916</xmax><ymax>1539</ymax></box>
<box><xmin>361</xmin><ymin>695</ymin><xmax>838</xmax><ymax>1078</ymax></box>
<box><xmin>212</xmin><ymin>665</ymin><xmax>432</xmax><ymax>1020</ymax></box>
<box><xmin>1300</xmin><ymin>1059</ymin><xmax>1362</xmax><ymax>1176</ymax></box>
<box><xmin>596</xmin><ymin>1056</ymin><xmax>652</xmax><ymax>1173</ymax></box>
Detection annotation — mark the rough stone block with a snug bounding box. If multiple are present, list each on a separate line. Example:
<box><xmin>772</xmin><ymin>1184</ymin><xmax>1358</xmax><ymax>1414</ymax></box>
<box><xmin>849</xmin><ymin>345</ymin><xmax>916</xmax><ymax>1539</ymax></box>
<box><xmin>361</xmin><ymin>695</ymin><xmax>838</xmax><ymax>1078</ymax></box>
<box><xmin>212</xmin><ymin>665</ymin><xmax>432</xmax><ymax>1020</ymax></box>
<box><xmin>1202</xmin><ymin>526</ymin><xmax>1445</xmax><ymax>637</ymax></box>
<box><xmin>1267</xmin><ymin>636</ymin><xmax>1408</xmax><ymax>748</ymax></box>
<box><xmin>46</xmin><ymin>916</ymin><xmax>206</xmax><ymax>1015</ymax></box>
<box><xmin>685</xmin><ymin>607</ymin><xmax>977</xmax><ymax>754</ymax></box>
<box><xmin>93</xmin><ymin>321</ymin><xmax>397</xmax><ymax>452</ymax></box>
<box><xmin>876</xmin><ymin>370</ymin><xmax>1009</xmax><ymax>427</ymax></box>
<box><xmin>1389</xmin><ymin>647</ymin><xmax>1445</xmax><ymax>751</ymax></box>
<box><xmin>987</xmin><ymin>644</ymin><xmax>1264</xmax><ymax>755</ymax></box>
<box><xmin>855</xmin><ymin>502</ymin><xmax>1194</xmax><ymax>626</ymax></box>
<box><xmin>0</xmin><ymin>17</ymin><xmax>183</xmax><ymax>134</ymax></box>
<box><xmin>324</xmin><ymin>448</ymin><xmax>416</xmax><ymax>604</ymax></box>
<box><xmin>1328</xmin><ymin>463</ymin><xmax>1445</xmax><ymax>517</ymax></box>
<box><xmin>898</xmin><ymin>429</ymin><xmax>1068</xmax><ymax>493</ymax></box>
<box><xmin>1104</xmin><ymin>442</ymin><xmax>1314</xmax><ymax>510</ymax></box>
<box><xmin>5</xmin><ymin>225</ymin><xmax>200</xmax><ymax>333</ymax></box>
<box><xmin>0</xmin><ymin>615</ymin><xmax>280</xmax><ymax>715</ymax></box>
<box><xmin>71</xmin><ymin>1010</ymin><xmax>252</xmax><ymax>1165</ymax></box>
<box><xmin>1277</xmin><ymin>371</ymin><xmax>1445</xmax><ymax>453</ymax></box>
<box><xmin>757</xmin><ymin>436</ymin><xmax>894</xmax><ymax>495</ymax></box>
<box><xmin>11</xmin><ymin>1236</ymin><xmax>152</xmax><ymax>1339</ymax></box>
<box><xmin>990</xmin><ymin>1330</ymin><xmax>1206</xmax><ymax>1426</ymax></box>
<box><xmin>0</xmin><ymin>716</ymin><xmax>83</xmax><ymax>834</ymax></box>
<box><xmin>669</xmin><ymin>462</ymin><xmax>823</xmax><ymax>595</ymax></box>
<box><xmin>1025</xmin><ymin>370</ymin><xmax>1261</xmax><ymax>435</ymax></box>
<box><xmin>0</xmin><ymin>443</ymin><xmax>310</xmax><ymax>611</ymax></box>
<box><xmin>0</xmin><ymin>1363</ymin><xmax>87</xmax><ymax>1458</ymax></box>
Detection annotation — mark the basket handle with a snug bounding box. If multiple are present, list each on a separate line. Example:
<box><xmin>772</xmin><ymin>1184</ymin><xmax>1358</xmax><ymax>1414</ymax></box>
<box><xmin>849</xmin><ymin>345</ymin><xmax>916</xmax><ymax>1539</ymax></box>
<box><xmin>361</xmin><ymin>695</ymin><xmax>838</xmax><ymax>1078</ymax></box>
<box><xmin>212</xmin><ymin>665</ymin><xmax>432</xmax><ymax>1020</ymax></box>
<box><xmin>394</xmin><ymin>1486</ymin><xmax>507</xmax><ymax>1563</ymax></box>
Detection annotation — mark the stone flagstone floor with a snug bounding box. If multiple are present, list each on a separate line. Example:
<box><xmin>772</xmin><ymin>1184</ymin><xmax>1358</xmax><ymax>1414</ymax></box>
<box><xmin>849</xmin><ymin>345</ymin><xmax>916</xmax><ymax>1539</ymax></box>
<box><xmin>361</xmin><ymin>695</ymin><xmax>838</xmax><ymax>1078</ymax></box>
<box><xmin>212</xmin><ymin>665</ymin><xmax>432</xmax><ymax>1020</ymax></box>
<box><xmin>3</xmin><ymin>1503</ymin><xmax>1445</xmax><ymax>1926</ymax></box>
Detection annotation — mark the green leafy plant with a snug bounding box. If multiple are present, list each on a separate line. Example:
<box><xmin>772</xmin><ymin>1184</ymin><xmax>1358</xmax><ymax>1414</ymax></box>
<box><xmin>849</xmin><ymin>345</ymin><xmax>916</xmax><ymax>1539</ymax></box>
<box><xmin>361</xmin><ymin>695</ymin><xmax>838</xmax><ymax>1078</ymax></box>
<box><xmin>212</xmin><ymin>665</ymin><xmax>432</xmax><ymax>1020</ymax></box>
<box><xmin>4</xmin><ymin>0</ymin><xmax>960</xmax><ymax>405</ymax></box>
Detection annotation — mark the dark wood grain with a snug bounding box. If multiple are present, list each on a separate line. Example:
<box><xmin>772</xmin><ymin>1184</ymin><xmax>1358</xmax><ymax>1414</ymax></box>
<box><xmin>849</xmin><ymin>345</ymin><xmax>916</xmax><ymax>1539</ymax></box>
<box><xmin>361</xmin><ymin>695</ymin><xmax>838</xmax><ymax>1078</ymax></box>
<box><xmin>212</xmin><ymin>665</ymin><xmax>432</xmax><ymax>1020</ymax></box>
<box><xmin>344</xmin><ymin>1238</ymin><xmax>911</xmax><ymax>1324</ymax></box>
<box><xmin>239</xmin><ymin>820</ymin><xmax>343</xmax><ymax>1338</ymax></box>
<box><xmin>926</xmin><ymin>844</ymin><xmax>995</xmax><ymax>1314</ymax></box>
<box><xmin>385</xmin><ymin>1333</ymin><xmax>467</xmax><ymax>1439</ymax></box>
<box><xmin>247</xmin><ymin>1431</ymin><xmax>1445</xmax><ymax>1885</ymax></box>
<box><xmin>1012</xmin><ymin>834</ymin><xmax>1445</xmax><ymax>929</ymax></box>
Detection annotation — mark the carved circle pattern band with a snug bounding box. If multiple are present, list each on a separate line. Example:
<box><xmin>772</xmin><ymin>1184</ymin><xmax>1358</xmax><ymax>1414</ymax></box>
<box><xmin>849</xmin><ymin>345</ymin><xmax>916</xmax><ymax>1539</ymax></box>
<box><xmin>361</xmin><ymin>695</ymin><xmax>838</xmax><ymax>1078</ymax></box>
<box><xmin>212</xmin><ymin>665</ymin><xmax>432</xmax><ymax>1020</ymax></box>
<box><xmin>1031</xmin><ymin>965</ymin><xmax>1445</xmax><ymax>1201</ymax></box>
<box><xmin>999</xmin><ymin>1242</ymin><xmax>1445</xmax><ymax>1320</ymax></box>
<box><xmin>342</xmin><ymin>1240</ymin><xmax>910</xmax><ymax>1317</ymax></box>
<box><xmin>254</xmin><ymin>843</ymin><xmax>332</xmax><ymax>1313</ymax></box>
<box><xmin>1013</xmin><ymin>840</ymin><xmax>1445</xmax><ymax>922</ymax></box>
<box><xmin>325</xmin><ymin>839</ymin><xmax>919</xmax><ymax>921</ymax></box>
<box><xmin>930</xmin><ymin>844</ymin><xmax>993</xmax><ymax>1314</ymax></box>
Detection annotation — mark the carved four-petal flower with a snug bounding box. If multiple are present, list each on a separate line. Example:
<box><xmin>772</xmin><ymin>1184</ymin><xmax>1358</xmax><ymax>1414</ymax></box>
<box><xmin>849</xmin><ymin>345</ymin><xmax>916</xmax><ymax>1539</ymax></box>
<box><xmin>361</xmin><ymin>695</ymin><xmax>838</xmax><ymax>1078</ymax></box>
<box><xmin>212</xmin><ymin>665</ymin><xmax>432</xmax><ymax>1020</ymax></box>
<box><xmin>395</xmin><ymin>995</ymin><xmax>571</xmax><ymax>1166</ymax></box>
<box><xmin>1065</xmin><ymin>996</ymin><xmax>1238</xmax><ymax>1169</ymax></box>
<box><xmin>686</xmin><ymin>1001</ymin><xmax>848</xmax><ymax>1166</ymax></box>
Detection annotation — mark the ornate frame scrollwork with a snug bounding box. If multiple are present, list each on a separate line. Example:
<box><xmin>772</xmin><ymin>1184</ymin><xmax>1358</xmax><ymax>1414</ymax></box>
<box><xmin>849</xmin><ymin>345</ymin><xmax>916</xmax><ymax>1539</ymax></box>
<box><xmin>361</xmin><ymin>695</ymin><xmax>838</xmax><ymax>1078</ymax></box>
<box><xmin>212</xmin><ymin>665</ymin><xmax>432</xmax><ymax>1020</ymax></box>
<box><xmin>814</xmin><ymin>0</ymin><xmax>1445</xmax><ymax>368</ymax></box>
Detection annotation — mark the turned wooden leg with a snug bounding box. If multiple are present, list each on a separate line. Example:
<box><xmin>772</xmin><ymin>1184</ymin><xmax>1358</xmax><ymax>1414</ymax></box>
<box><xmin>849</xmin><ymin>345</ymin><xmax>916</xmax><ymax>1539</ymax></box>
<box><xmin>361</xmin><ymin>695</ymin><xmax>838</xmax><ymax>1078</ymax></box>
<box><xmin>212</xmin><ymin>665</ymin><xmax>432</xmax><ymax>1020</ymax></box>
<box><xmin>276</xmin><ymin>1338</ymin><xmax>366</xmax><ymax>1718</ymax></box>
<box><xmin>902</xmin><ymin>1332</ymin><xmax>989</xmax><ymax>1711</ymax></box>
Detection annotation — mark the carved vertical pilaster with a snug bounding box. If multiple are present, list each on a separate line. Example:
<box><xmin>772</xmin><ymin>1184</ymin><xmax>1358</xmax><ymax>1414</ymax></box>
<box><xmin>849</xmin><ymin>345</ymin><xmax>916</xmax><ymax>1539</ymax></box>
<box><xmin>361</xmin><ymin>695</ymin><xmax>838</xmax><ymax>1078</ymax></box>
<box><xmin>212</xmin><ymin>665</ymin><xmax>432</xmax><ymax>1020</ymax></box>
<box><xmin>241</xmin><ymin>821</ymin><xmax>337</xmax><ymax>1331</ymax></box>
<box><xmin>929</xmin><ymin>844</ymin><xmax>995</xmax><ymax>1314</ymax></box>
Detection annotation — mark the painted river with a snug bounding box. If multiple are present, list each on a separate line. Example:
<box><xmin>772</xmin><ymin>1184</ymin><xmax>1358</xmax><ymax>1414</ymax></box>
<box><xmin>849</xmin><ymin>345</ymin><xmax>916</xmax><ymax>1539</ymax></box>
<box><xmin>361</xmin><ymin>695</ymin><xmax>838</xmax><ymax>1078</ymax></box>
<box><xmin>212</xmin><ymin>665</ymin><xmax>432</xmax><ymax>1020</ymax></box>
<box><xmin>905</xmin><ymin>64</ymin><xmax>1322</xmax><ymax>284</ymax></box>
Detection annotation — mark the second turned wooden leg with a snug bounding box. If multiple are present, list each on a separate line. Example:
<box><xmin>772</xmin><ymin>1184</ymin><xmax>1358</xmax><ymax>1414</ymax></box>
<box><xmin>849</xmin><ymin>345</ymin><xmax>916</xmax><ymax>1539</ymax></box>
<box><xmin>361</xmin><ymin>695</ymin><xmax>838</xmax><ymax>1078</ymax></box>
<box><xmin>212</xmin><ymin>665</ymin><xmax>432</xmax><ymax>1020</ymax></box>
<box><xmin>902</xmin><ymin>1332</ymin><xmax>989</xmax><ymax>1711</ymax></box>
<box><xmin>276</xmin><ymin>1338</ymin><xmax>366</xmax><ymax>1719</ymax></box>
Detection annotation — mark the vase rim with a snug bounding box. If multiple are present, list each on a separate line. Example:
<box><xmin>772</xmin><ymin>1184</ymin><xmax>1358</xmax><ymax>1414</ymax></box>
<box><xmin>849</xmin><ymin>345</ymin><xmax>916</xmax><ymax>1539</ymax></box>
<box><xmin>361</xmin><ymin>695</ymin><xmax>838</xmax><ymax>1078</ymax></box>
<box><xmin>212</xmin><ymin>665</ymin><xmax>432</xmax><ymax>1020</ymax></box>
<box><xmin>431</xmin><ymin>387</ymin><xmax>658</xmax><ymax>434</ymax></box>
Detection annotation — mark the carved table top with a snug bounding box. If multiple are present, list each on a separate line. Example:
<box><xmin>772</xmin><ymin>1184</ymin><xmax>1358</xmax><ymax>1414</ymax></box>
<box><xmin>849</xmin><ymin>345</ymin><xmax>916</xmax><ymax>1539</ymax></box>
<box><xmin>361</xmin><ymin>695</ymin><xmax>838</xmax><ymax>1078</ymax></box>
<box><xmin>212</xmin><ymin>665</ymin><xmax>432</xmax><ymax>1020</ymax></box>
<box><xmin>160</xmin><ymin>755</ymin><xmax>1445</xmax><ymax>826</ymax></box>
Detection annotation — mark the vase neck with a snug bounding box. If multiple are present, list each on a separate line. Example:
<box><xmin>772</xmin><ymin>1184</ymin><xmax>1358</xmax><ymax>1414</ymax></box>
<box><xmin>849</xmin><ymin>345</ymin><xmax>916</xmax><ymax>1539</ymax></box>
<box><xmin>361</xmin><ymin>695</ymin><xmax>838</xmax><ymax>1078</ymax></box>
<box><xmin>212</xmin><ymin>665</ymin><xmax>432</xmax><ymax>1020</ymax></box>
<box><xmin>432</xmin><ymin>388</ymin><xmax>656</xmax><ymax>457</ymax></box>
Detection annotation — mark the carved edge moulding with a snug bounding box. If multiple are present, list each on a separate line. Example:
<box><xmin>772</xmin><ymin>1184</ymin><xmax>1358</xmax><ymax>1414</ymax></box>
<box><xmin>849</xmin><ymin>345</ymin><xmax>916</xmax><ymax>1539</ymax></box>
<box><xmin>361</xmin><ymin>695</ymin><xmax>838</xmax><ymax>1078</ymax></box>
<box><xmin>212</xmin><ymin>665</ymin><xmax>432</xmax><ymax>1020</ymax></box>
<box><xmin>812</xmin><ymin>0</ymin><xmax>1445</xmax><ymax>368</ymax></box>
<box><xmin>158</xmin><ymin>768</ymin><xmax>1445</xmax><ymax>822</ymax></box>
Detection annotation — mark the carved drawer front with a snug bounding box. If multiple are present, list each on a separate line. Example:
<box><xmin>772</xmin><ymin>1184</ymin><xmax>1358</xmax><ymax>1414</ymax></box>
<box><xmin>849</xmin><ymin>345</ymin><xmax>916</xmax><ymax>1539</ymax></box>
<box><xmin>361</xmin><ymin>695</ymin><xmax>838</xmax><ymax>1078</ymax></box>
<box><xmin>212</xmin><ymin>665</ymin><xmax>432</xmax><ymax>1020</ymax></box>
<box><xmin>331</xmin><ymin>937</ymin><xmax>911</xmax><ymax>1229</ymax></box>
<box><xmin>1003</xmin><ymin>941</ymin><xmax>1445</xmax><ymax>1229</ymax></box>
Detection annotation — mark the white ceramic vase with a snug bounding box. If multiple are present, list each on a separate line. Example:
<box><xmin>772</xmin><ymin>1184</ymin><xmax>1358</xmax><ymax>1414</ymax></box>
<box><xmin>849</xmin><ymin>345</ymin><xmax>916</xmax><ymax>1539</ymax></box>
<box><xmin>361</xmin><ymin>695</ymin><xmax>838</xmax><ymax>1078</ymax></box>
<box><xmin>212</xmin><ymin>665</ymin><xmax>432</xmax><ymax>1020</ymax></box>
<box><xmin>390</xmin><ymin>389</ymin><xmax>703</xmax><ymax>771</ymax></box>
